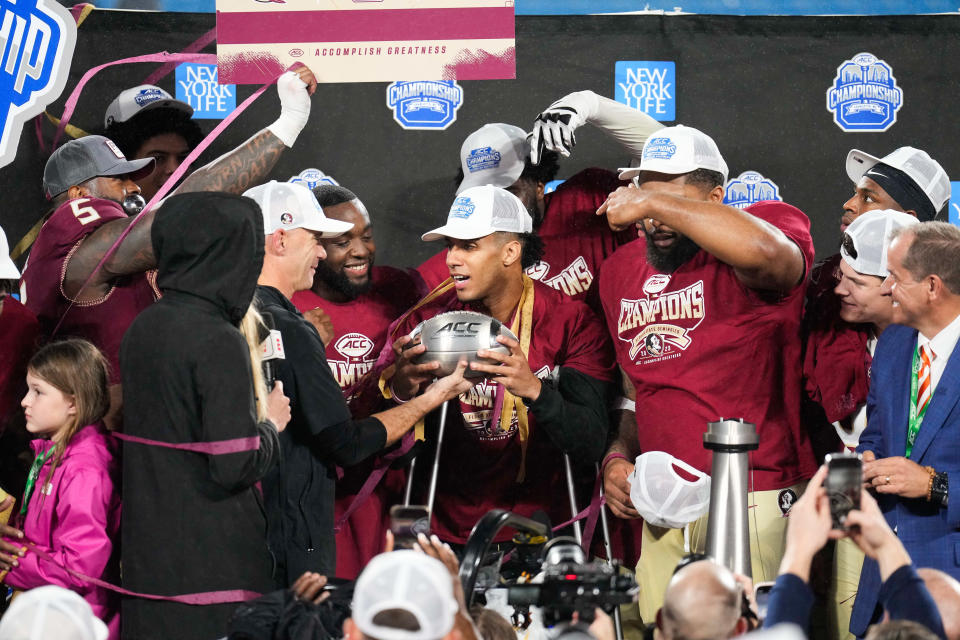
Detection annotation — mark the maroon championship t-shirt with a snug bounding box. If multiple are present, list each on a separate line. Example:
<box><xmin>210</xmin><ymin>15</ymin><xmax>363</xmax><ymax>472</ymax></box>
<box><xmin>383</xmin><ymin>280</ymin><xmax>615</xmax><ymax>543</ymax></box>
<box><xmin>22</xmin><ymin>198</ymin><xmax>160</xmax><ymax>382</ymax></box>
<box><xmin>417</xmin><ymin>168</ymin><xmax>634</xmax><ymax>300</ymax></box>
<box><xmin>291</xmin><ymin>265</ymin><xmax>425</xmax><ymax>579</ymax></box>
<box><xmin>596</xmin><ymin>201</ymin><xmax>817</xmax><ymax>491</ymax></box>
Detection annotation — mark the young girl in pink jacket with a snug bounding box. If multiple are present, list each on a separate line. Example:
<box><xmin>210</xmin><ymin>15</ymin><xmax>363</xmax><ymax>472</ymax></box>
<box><xmin>0</xmin><ymin>339</ymin><xmax>121</xmax><ymax>637</ymax></box>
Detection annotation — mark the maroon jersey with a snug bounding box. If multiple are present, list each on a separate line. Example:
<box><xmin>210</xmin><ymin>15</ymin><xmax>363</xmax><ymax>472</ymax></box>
<box><xmin>21</xmin><ymin>198</ymin><xmax>159</xmax><ymax>382</ymax></box>
<box><xmin>597</xmin><ymin>201</ymin><xmax>817</xmax><ymax>491</ymax></box>
<box><xmin>417</xmin><ymin>168</ymin><xmax>634</xmax><ymax>300</ymax></box>
<box><xmin>0</xmin><ymin>296</ymin><xmax>39</xmax><ymax>429</ymax></box>
<box><xmin>384</xmin><ymin>281</ymin><xmax>615</xmax><ymax>543</ymax></box>
<box><xmin>291</xmin><ymin>265</ymin><xmax>424</xmax><ymax>579</ymax></box>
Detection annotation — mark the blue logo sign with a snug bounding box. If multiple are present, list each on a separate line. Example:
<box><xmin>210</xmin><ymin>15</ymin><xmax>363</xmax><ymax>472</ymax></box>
<box><xmin>826</xmin><ymin>52</ymin><xmax>902</xmax><ymax>132</ymax></box>
<box><xmin>723</xmin><ymin>171</ymin><xmax>782</xmax><ymax>209</ymax></box>
<box><xmin>544</xmin><ymin>179</ymin><xmax>566</xmax><ymax>195</ymax></box>
<box><xmin>643</xmin><ymin>137</ymin><xmax>677</xmax><ymax>160</ymax></box>
<box><xmin>615</xmin><ymin>61</ymin><xmax>675</xmax><ymax>121</ymax></box>
<box><xmin>386</xmin><ymin>80</ymin><xmax>463</xmax><ymax>130</ymax></box>
<box><xmin>949</xmin><ymin>182</ymin><xmax>960</xmax><ymax>228</ymax></box>
<box><xmin>466</xmin><ymin>146</ymin><xmax>501</xmax><ymax>173</ymax></box>
<box><xmin>451</xmin><ymin>196</ymin><xmax>475</xmax><ymax>219</ymax></box>
<box><xmin>0</xmin><ymin>0</ymin><xmax>76</xmax><ymax>169</ymax></box>
<box><xmin>175</xmin><ymin>63</ymin><xmax>235</xmax><ymax>119</ymax></box>
<box><xmin>288</xmin><ymin>168</ymin><xmax>339</xmax><ymax>189</ymax></box>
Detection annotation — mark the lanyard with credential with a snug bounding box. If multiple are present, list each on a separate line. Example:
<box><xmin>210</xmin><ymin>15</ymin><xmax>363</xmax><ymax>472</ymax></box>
<box><xmin>19</xmin><ymin>448</ymin><xmax>54</xmax><ymax>516</ymax></box>
<box><xmin>906</xmin><ymin>345</ymin><xmax>929</xmax><ymax>458</ymax></box>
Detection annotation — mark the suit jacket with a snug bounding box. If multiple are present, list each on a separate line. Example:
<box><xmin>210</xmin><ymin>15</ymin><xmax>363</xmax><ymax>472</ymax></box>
<box><xmin>851</xmin><ymin>322</ymin><xmax>960</xmax><ymax>637</ymax></box>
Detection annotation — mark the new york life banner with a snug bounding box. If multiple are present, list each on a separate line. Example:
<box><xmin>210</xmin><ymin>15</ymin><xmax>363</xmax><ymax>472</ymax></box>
<box><xmin>216</xmin><ymin>0</ymin><xmax>515</xmax><ymax>84</ymax></box>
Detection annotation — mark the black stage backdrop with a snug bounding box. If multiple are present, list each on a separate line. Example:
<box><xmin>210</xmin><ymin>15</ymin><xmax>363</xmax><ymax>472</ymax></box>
<box><xmin>3</xmin><ymin>11</ymin><xmax>959</xmax><ymax>269</ymax></box>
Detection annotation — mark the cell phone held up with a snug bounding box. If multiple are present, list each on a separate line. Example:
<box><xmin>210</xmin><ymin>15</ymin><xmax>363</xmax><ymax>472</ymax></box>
<box><xmin>824</xmin><ymin>452</ymin><xmax>863</xmax><ymax>530</ymax></box>
<box><xmin>390</xmin><ymin>505</ymin><xmax>430</xmax><ymax>549</ymax></box>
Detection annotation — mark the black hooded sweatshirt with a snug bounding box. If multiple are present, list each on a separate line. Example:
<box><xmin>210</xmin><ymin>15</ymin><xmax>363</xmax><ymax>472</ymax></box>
<box><xmin>120</xmin><ymin>192</ymin><xmax>280</xmax><ymax>640</ymax></box>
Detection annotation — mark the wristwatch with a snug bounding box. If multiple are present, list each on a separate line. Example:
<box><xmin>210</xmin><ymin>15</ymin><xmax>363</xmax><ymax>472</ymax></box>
<box><xmin>931</xmin><ymin>471</ymin><xmax>949</xmax><ymax>507</ymax></box>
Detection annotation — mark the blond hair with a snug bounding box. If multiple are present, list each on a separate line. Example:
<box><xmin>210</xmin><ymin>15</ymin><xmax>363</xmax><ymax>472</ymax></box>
<box><xmin>239</xmin><ymin>303</ymin><xmax>269</xmax><ymax>422</ymax></box>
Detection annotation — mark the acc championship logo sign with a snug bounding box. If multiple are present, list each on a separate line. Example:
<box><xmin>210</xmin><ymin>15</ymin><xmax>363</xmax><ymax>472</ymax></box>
<box><xmin>386</xmin><ymin>80</ymin><xmax>463</xmax><ymax>130</ymax></box>
<box><xmin>826</xmin><ymin>52</ymin><xmax>902</xmax><ymax>132</ymax></box>
<box><xmin>723</xmin><ymin>171</ymin><xmax>782</xmax><ymax>209</ymax></box>
<box><xmin>288</xmin><ymin>168</ymin><xmax>339</xmax><ymax>189</ymax></box>
<box><xmin>615</xmin><ymin>61</ymin><xmax>675</xmax><ymax>121</ymax></box>
<box><xmin>0</xmin><ymin>1</ymin><xmax>76</xmax><ymax>168</ymax></box>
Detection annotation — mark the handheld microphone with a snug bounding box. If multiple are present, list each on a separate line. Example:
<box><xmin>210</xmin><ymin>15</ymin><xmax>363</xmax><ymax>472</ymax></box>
<box><xmin>260</xmin><ymin>312</ymin><xmax>286</xmax><ymax>388</ymax></box>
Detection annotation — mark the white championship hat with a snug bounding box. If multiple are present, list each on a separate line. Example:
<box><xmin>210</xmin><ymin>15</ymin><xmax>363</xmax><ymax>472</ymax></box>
<box><xmin>628</xmin><ymin>451</ymin><xmax>712</xmax><ymax>529</ymax></box>
<box><xmin>243</xmin><ymin>181</ymin><xmax>355</xmax><ymax>237</ymax></box>
<box><xmin>422</xmin><ymin>185</ymin><xmax>532</xmax><ymax>242</ymax></box>
<box><xmin>846</xmin><ymin>146</ymin><xmax>951</xmax><ymax>216</ymax></box>
<box><xmin>619</xmin><ymin>125</ymin><xmax>729</xmax><ymax>184</ymax></box>
<box><xmin>104</xmin><ymin>84</ymin><xmax>193</xmax><ymax>127</ymax></box>
<box><xmin>352</xmin><ymin>551</ymin><xmax>460</xmax><ymax>640</ymax></box>
<box><xmin>841</xmin><ymin>209</ymin><xmax>918</xmax><ymax>278</ymax></box>
<box><xmin>456</xmin><ymin>123</ymin><xmax>529</xmax><ymax>195</ymax></box>
<box><xmin>0</xmin><ymin>585</ymin><xmax>109</xmax><ymax>640</ymax></box>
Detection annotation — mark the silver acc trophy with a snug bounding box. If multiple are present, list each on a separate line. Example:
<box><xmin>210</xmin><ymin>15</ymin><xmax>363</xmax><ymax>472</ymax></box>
<box><xmin>703</xmin><ymin>418</ymin><xmax>760</xmax><ymax>577</ymax></box>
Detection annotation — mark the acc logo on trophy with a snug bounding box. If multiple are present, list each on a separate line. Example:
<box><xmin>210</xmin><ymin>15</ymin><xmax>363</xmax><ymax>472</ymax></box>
<box><xmin>386</xmin><ymin>80</ymin><xmax>464</xmax><ymax>130</ymax></box>
<box><xmin>826</xmin><ymin>52</ymin><xmax>902</xmax><ymax>132</ymax></box>
<box><xmin>0</xmin><ymin>0</ymin><xmax>76</xmax><ymax>168</ymax></box>
<box><xmin>723</xmin><ymin>171</ymin><xmax>782</xmax><ymax>209</ymax></box>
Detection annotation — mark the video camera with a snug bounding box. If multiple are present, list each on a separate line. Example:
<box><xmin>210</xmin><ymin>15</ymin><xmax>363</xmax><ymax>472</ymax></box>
<box><xmin>506</xmin><ymin>538</ymin><xmax>637</xmax><ymax>628</ymax></box>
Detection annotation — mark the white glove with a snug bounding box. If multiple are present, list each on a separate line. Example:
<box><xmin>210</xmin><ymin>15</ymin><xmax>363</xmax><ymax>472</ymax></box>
<box><xmin>529</xmin><ymin>91</ymin><xmax>597</xmax><ymax>165</ymax></box>
<box><xmin>268</xmin><ymin>70</ymin><xmax>311</xmax><ymax>147</ymax></box>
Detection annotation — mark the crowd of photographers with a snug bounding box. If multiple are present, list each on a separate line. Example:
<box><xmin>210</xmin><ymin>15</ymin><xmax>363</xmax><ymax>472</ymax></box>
<box><xmin>1</xmin><ymin>55</ymin><xmax>960</xmax><ymax>640</ymax></box>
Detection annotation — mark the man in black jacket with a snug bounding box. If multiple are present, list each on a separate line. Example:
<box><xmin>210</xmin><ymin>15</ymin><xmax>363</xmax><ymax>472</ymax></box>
<box><xmin>121</xmin><ymin>191</ymin><xmax>290</xmax><ymax>639</ymax></box>
<box><xmin>247</xmin><ymin>180</ymin><xmax>474</xmax><ymax>584</ymax></box>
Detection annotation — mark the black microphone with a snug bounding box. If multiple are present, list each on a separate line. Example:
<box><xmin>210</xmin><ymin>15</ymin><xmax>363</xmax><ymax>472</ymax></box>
<box><xmin>260</xmin><ymin>312</ymin><xmax>285</xmax><ymax>389</ymax></box>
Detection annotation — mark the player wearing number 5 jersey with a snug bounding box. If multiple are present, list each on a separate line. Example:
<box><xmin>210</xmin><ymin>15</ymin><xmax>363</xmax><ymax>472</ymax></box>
<box><xmin>20</xmin><ymin>68</ymin><xmax>319</xmax><ymax>427</ymax></box>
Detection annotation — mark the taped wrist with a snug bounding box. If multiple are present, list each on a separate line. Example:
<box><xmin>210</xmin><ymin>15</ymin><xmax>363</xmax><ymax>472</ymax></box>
<box><xmin>268</xmin><ymin>71</ymin><xmax>310</xmax><ymax>147</ymax></box>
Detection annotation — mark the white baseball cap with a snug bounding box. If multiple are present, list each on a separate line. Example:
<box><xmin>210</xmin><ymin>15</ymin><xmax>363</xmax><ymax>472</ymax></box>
<box><xmin>846</xmin><ymin>146</ymin><xmax>951</xmax><ymax>215</ymax></box>
<box><xmin>104</xmin><ymin>84</ymin><xmax>193</xmax><ymax>127</ymax></box>
<box><xmin>352</xmin><ymin>550</ymin><xmax>460</xmax><ymax>640</ymax></box>
<box><xmin>422</xmin><ymin>185</ymin><xmax>532</xmax><ymax>242</ymax></box>
<box><xmin>618</xmin><ymin>125</ymin><xmax>729</xmax><ymax>183</ymax></box>
<box><xmin>841</xmin><ymin>209</ymin><xmax>919</xmax><ymax>278</ymax></box>
<box><xmin>627</xmin><ymin>451</ymin><xmax>711</xmax><ymax>529</ymax></box>
<box><xmin>1</xmin><ymin>223</ymin><xmax>21</xmax><ymax>279</ymax></box>
<box><xmin>456</xmin><ymin>123</ymin><xmax>528</xmax><ymax>195</ymax></box>
<box><xmin>0</xmin><ymin>585</ymin><xmax>109</xmax><ymax>640</ymax></box>
<box><xmin>243</xmin><ymin>181</ymin><xmax>355</xmax><ymax>237</ymax></box>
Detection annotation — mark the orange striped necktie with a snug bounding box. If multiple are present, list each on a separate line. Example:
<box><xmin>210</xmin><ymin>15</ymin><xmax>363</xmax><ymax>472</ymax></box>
<box><xmin>917</xmin><ymin>343</ymin><xmax>935</xmax><ymax>415</ymax></box>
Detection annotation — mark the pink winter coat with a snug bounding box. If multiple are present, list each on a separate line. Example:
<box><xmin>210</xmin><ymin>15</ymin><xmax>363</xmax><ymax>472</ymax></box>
<box><xmin>3</xmin><ymin>423</ymin><xmax>121</xmax><ymax>638</ymax></box>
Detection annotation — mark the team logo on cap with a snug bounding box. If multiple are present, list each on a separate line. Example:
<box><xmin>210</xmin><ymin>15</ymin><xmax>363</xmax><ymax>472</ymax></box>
<box><xmin>466</xmin><ymin>146</ymin><xmax>501</xmax><ymax>173</ymax></box>
<box><xmin>0</xmin><ymin>0</ymin><xmax>77</xmax><ymax>169</ymax></box>
<box><xmin>723</xmin><ymin>171</ymin><xmax>782</xmax><ymax>209</ymax></box>
<box><xmin>280</xmin><ymin>212</ymin><xmax>294</xmax><ymax>225</ymax></box>
<box><xmin>386</xmin><ymin>80</ymin><xmax>463</xmax><ymax>130</ymax></box>
<box><xmin>104</xmin><ymin>139</ymin><xmax>125</xmax><ymax>160</ymax></box>
<box><xmin>133</xmin><ymin>87</ymin><xmax>166</xmax><ymax>107</ymax></box>
<box><xmin>288</xmin><ymin>168</ymin><xmax>339</xmax><ymax>189</ymax></box>
<box><xmin>450</xmin><ymin>196</ymin><xmax>475</xmax><ymax>219</ymax></box>
<box><xmin>826</xmin><ymin>52</ymin><xmax>903</xmax><ymax>132</ymax></box>
<box><xmin>643</xmin><ymin>137</ymin><xmax>677</xmax><ymax>160</ymax></box>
